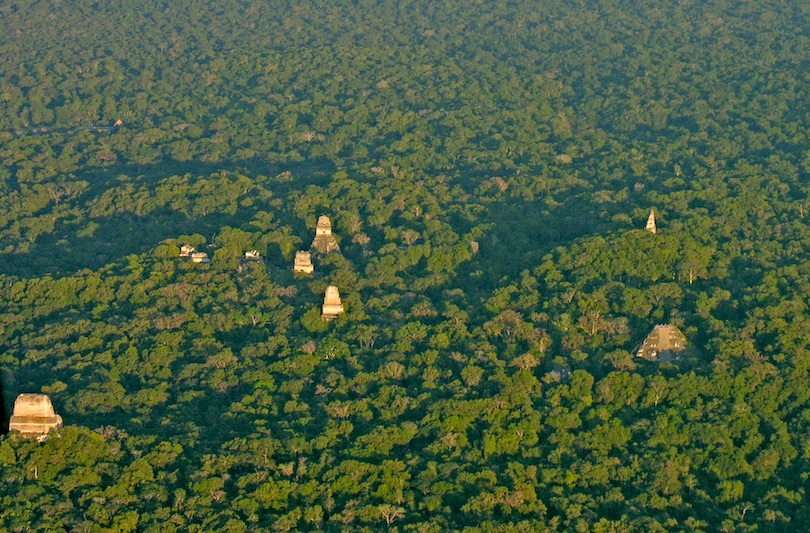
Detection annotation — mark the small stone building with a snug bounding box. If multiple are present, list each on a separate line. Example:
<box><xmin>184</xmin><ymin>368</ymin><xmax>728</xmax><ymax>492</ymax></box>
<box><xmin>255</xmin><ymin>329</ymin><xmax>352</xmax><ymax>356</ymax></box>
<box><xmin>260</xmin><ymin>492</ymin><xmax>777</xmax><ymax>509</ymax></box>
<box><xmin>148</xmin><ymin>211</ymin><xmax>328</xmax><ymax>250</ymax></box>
<box><xmin>321</xmin><ymin>285</ymin><xmax>345</xmax><ymax>320</ymax></box>
<box><xmin>646</xmin><ymin>210</ymin><xmax>657</xmax><ymax>234</ymax></box>
<box><xmin>190</xmin><ymin>251</ymin><xmax>211</xmax><ymax>263</ymax></box>
<box><xmin>294</xmin><ymin>250</ymin><xmax>314</xmax><ymax>274</ymax></box>
<box><xmin>179</xmin><ymin>244</ymin><xmax>196</xmax><ymax>257</ymax></box>
<box><xmin>310</xmin><ymin>215</ymin><xmax>340</xmax><ymax>254</ymax></box>
<box><xmin>636</xmin><ymin>324</ymin><xmax>688</xmax><ymax>362</ymax></box>
<box><xmin>244</xmin><ymin>250</ymin><xmax>261</xmax><ymax>260</ymax></box>
<box><xmin>8</xmin><ymin>394</ymin><xmax>63</xmax><ymax>441</ymax></box>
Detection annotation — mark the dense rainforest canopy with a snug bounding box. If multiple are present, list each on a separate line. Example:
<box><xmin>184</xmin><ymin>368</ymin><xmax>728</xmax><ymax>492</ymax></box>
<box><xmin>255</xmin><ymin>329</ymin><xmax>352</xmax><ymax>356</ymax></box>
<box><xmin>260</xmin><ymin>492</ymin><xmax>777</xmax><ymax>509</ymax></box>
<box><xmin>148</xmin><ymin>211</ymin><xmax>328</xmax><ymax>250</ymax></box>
<box><xmin>1</xmin><ymin>0</ymin><xmax>810</xmax><ymax>530</ymax></box>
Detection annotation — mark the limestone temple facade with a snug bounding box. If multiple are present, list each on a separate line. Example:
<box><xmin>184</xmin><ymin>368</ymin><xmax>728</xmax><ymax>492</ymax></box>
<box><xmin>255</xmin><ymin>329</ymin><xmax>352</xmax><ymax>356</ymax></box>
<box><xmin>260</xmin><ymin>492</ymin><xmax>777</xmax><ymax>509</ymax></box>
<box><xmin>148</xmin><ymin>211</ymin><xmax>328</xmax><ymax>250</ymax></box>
<box><xmin>8</xmin><ymin>394</ymin><xmax>63</xmax><ymax>441</ymax></box>
<box><xmin>321</xmin><ymin>285</ymin><xmax>344</xmax><ymax>320</ymax></box>
<box><xmin>294</xmin><ymin>250</ymin><xmax>314</xmax><ymax>274</ymax></box>
<box><xmin>310</xmin><ymin>215</ymin><xmax>340</xmax><ymax>254</ymax></box>
<box><xmin>646</xmin><ymin>210</ymin><xmax>657</xmax><ymax>234</ymax></box>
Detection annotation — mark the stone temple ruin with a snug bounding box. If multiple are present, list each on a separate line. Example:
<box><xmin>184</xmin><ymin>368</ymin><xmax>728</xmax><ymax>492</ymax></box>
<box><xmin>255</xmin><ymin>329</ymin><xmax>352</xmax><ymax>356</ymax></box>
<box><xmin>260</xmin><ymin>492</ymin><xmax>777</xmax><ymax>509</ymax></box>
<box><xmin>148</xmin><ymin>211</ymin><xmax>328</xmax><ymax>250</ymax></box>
<box><xmin>8</xmin><ymin>394</ymin><xmax>63</xmax><ymax>441</ymax></box>
<box><xmin>294</xmin><ymin>250</ymin><xmax>314</xmax><ymax>274</ymax></box>
<box><xmin>190</xmin><ymin>251</ymin><xmax>211</xmax><ymax>263</ymax></box>
<box><xmin>179</xmin><ymin>244</ymin><xmax>211</xmax><ymax>263</ymax></box>
<box><xmin>310</xmin><ymin>215</ymin><xmax>340</xmax><ymax>255</ymax></box>
<box><xmin>646</xmin><ymin>210</ymin><xmax>657</xmax><ymax>234</ymax></box>
<box><xmin>321</xmin><ymin>285</ymin><xmax>344</xmax><ymax>320</ymax></box>
<box><xmin>636</xmin><ymin>324</ymin><xmax>688</xmax><ymax>362</ymax></box>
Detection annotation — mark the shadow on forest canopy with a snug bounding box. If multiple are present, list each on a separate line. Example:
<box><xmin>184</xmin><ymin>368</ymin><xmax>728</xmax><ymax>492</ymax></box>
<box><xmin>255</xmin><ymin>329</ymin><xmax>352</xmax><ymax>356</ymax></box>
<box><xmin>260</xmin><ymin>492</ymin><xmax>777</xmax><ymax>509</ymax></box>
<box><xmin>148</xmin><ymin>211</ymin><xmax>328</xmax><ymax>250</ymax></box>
<box><xmin>0</xmin><ymin>156</ymin><xmax>336</xmax><ymax>278</ymax></box>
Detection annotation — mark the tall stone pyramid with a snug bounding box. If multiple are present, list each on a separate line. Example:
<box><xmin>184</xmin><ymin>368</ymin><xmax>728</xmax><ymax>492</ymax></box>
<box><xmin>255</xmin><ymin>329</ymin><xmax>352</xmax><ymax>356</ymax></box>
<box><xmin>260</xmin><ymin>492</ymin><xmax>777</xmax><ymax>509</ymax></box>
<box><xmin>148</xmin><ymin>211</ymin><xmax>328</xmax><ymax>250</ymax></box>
<box><xmin>646</xmin><ymin>210</ymin><xmax>657</xmax><ymax>234</ymax></box>
<box><xmin>636</xmin><ymin>324</ymin><xmax>688</xmax><ymax>362</ymax></box>
<box><xmin>321</xmin><ymin>285</ymin><xmax>345</xmax><ymax>320</ymax></box>
<box><xmin>310</xmin><ymin>215</ymin><xmax>340</xmax><ymax>254</ymax></box>
<box><xmin>8</xmin><ymin>394</ymin><xmax>63</xmax><ymax>441</ymax></box>
<box><xmin>294</xmin><ymin>250</ymin><xmax>314</xmax><ymax>274</ymax></box>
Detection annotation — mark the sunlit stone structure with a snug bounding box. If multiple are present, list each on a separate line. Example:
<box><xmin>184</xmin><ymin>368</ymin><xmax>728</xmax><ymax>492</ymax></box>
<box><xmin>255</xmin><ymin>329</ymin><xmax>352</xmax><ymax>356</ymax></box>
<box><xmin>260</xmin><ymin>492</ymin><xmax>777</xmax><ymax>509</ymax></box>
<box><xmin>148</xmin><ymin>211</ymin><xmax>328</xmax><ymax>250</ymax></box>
<box><xmin>321</xmin><ymin>285</ymin><xmax>344</xmax><ymax>320</ymax></box>
<box><xmin>244</xmin><ymin>250</ymin><xmax>261</xmax><ymax>260</ymax></box>
<box><xmin>310</xmin><ymin>215</ymin><xmax>340</xmax><ymax>254</ymax></box>
<box><xmin>8</xmin><ymin>394</ymin><xmax>63</xmax><ymax>441</ymax></box>
<box><xmin>179</xmin><ymin>244</ymin><xmax>195</xmax><ymax>257</ymax></box>
<box><xmin>190</xmin><ymin>251</ymin><xmax>211</xmax><ymax>263</ymax></box>
<box><xmin>636</xmin><ymin>324</ymin><xmax>687</xmax><ymax>362</ymax></box>
<box><xmin>646</xmin><ymin>210</ymin><xmax>657</xmax><ymax>234</ymax></box>
<box><xmin>294</xmin><ymin>250</ymin><xmax>314</xmax><ymax>274</ymax></box>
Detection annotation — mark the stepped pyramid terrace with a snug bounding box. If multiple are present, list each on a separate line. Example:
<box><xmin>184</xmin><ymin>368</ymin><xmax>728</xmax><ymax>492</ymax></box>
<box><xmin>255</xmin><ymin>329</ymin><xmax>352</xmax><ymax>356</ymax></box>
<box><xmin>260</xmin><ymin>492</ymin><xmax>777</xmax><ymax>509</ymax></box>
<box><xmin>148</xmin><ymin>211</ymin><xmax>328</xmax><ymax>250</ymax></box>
<box><xmin>8</xmin><ymin>394</ymin><xmax>63</xmax><ymax>441</ymax></box>
<box><xmin>310</xmin><ymin>215</ymin><xmax>340</xmax><ymax>254</ymax></box>
<box><xmin>636</xmin><ymin>324</ymin><xmax>688</xmax><ymax>362</ymax></box>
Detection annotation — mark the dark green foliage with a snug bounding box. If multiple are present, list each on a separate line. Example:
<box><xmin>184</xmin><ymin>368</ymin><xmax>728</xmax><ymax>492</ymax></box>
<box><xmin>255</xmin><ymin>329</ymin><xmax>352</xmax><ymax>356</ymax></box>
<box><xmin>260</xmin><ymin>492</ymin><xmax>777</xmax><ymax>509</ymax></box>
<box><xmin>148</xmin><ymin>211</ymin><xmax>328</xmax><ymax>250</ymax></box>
<box><xmin>2</xmin><ymin>0</ymin><xmax>810</xmax><ymax>531</ymax></box>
